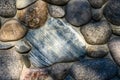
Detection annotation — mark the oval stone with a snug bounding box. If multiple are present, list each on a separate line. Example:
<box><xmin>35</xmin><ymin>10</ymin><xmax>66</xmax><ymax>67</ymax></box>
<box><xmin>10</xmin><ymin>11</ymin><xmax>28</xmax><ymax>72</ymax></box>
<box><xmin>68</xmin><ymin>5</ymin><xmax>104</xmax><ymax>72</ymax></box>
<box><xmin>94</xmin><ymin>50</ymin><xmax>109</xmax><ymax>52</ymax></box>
<box><xmin>103</xmin><ymin>0</ymin><xmax>120</xmax><ymax>25</ymax></box>
<box><xmin>48</xmin><ymin>5</ymin><xmax>65</xmax><ymax>18</ymax></box>
<box><xmin>25</xmin><ymin>17</ymin><xmax>86</xmax><ymax>68</ymax></box>
<box><xmin>0</xmin><ymin>19</ymin><xmax>27</xmax><ymax>42</ymax></box>
<box><xmin>110</xmin><ymin>23</ymin><xmax>120</xmax><ymax>36</ymax></box>
<box><xmin>0</xmin><ymin>41</ymin><xmax>14</xmax><ymax>50</ymax></box>
<box><xmin>16</xmin><ymin>0</ymin><xmax>37</xmax><ymax>9</ymax></box>
<box><xmin>86</xmin><ymin>44</ymin><xmax>109</xmax><ymax>58</ymax></box>
<box><xmin>70</xmin><ymin>58</ymin><xmax>117</xmax><ymax>80</ymax></box>
<box><xmin>43</xmin><ymin>0</ymin><xmax>69</xmax><ymax>5</ymax></box>
<box><xmin>0</xmin><ymin>0</ymin><xmax>17</xmax><ymax>18</ymax></box>
<box><xmin>17</xmin><ymin>0</ymin><xmax>48</xmax><ymax>28</ymax></box>
<box><xmin>88</xmin><ymin>0</ymin><xmax>107</xmax><ymax>8</ymax></box>
<box><xmin>65</xmin><ymin>0</ymin><xmax>91</xmax><ymax>26</ymax></box>
<box><xmin>80</xmin><ymin>20</ymin><xmax>112</xmax><ymax>45</ymax></box>
<box><xmin>108</xmin><ymin>37</ymin><xmax>120</xmax><ymax>66</ymax></box>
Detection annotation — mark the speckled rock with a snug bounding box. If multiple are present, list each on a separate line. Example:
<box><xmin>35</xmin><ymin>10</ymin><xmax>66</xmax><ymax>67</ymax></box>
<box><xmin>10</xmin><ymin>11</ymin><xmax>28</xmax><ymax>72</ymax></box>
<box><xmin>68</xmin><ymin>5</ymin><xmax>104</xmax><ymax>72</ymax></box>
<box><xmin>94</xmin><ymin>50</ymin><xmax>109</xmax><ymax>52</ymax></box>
<box><xmin>88</xmin><ymin>0</ymin><xmax>107</xmax><ymax>8</ymax></box>
<box><xmin>65</xmin><ymin>0</ymin><xmax>91</xmax><ymax>26</ymax></box>
<box><xmin>0</xmin><ymin>49</ymin><xmax>23</xmax><ymax>80</ymax></box>
<box><xmin>16</xmin><ymin>0</ymin><xmax>37</xmax><ymax>9</ymax></box>
<box><xmin>15</xmin><ymin>40</ymin><xmax>31</xmax><ymax>53</ymax></box>
<box><xmin>48</xmin><ymin>5</ymin><xmax>65</xmax><ymax>18</ymax></box>
<box><xmin>104</xmin><ymin>0</ymin><xmax>120</xmax><ymax>25</ymax></box>
<box><xmin>92</xmin><ymin>8</ymin><xmax>103</xmax><ymax>21</ymax></box>
<box><xmin>108</xmin><ymin>37</ymin><xmax>120</xmax><ymax>66</ymax></box>
<box><xmin>17</xmin><ymin>0</ymin><xmax>48</xmax><ymax>28</ymax></box>
<box><xmin>81</xmin><ymin>20</ymin><xmax>112</xmax><ymax>45</ymax></box>
<box><xmin>0</xmin><ymin>19</ymin><xmax>27</xmax><ymax>42</ymax></box>
<box><xmin>25</xmin><ymin>17</ymin><xmax>86</xmax><ymax>68</ymax></box>
<box><xmin>86</xmin><ymin>44</ymin><xmax>109</xmax><ymax>58</ymax></box>
<box><xmin>0</xmin><ymin>0</ymin><xmax>17</xmax><ymax>18</ymax></box>
<box><xmin>70</xmin><ymin>58</ymin><xmax>117</xmax><ymax>80</ymax></box>
<box><xmin>47</xmin><ymin>62</ymin><xmax>73</xmax><ymax>80</ymax></box>
<box><xmin>110</xmin><ymin>24</ymin><xmax>120</xmax><ymax>36</ymax></box>
<box><xmin>43</xmin><ymin>0</ymin><xmax>69</xmax><ymax>5</ymax></box>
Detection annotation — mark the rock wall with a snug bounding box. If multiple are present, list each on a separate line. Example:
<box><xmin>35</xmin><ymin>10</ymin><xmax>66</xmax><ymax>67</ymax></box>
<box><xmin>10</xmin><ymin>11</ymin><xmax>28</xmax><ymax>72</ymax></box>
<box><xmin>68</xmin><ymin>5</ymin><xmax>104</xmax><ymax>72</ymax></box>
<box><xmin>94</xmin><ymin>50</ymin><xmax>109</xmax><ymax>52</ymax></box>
<box><xmin>0</xmin><ymin>0</ymin><xmax>120</xmax><ymax>80</ymax></box>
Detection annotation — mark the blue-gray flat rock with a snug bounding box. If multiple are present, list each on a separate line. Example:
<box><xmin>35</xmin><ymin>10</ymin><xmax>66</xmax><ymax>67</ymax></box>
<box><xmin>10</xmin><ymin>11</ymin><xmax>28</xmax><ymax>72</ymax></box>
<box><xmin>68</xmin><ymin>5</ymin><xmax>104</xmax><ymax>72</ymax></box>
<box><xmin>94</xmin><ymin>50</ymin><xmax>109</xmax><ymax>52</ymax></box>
<box><xmin>25</xmin><ymin>17</ymin><xmax>86</xmax><ymax>68</ymax></box>
<box><xmin>0</xmin><ymin>41</ymin><xmax>14</xmax><ymax>50</ymax></box>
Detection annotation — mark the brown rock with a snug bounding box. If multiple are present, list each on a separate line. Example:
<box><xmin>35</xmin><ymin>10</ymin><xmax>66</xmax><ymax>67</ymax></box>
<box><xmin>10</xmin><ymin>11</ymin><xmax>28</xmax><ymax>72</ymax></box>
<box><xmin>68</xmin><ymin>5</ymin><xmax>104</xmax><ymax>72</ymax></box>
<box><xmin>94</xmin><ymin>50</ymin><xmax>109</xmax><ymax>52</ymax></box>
<box><xmin>0</xmin><ymin>19</ymin><xmax>27</xmax><ymax>42</ymax></box>
<box><xmin>17</xmin><ymin>0</ymin><xmax>48</xmax><ymax>29</ymax></box>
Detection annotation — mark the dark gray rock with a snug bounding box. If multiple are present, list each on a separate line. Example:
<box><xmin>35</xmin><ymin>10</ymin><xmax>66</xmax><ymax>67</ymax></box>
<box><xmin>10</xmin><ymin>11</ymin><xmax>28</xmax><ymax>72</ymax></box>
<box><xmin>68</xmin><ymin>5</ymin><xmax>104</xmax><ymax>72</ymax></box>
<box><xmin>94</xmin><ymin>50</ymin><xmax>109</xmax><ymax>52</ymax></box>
<box><xmin>108</xmin><ymin>37</ymin><xmax>120</xmax><ymax>66</ymax></box>
<box><xmin>48</xmin><ymin>5</ymin><xmax>65</xmax><ymax>18</ymax></box>
<box><xmin>65</xmin><ymin>0</ymin><xmax>91</xmax><ymax>26</ymax></box>
<box><xmin>47</xmin><ymin>62</ymin><xmax>73</xmax><ymax>80</ymax></box>
<box><xmin>111</xmin><ymin>77</ymin><xmax>120</xmax><ymax>80</ymax></box>
<box><xmin>25</xmin><ymin>17</ymin><xmax>86</xmax><ymax>68</ymax></box>
<box><xmin>88</xmin><ymin>0</ymin><xmax>107</xmax><ymax>8</ymax></box>
<box><xmin>43</xmin><ymin>0</ymin><xmax>69</xmax><ymax>5</ymax></box>
<box><xmin>0</xmin><ymin>0</ymin><xmax>17</xmax><ymax>18</ymax></box>
<box><xmin>64</xmin><ymin>75</ymin><xmax>75</xmax><ymax>80</ymax></box>
<box><xmin>92</xmin><ymin>8</ymin><xmax>103</xmax><ymax>21</ymax></box>
<box><xmin>86</xmin><ymin>44</ymin><xmax>109</xmax><ymax>58</ymax></box>
<box><xmin>70</xmin><ymin>58</ymin><xmax>117</xmax><ymax>80</ymax></box>
<box><xmin>81</xmin><ymin>20</ymin><xmax>112</xmax><ymax>45</ymax></box>
<box><xmin>104</xmin><ymin>0</ymin><xmax>120</xmax><ymax>26</ymax></box>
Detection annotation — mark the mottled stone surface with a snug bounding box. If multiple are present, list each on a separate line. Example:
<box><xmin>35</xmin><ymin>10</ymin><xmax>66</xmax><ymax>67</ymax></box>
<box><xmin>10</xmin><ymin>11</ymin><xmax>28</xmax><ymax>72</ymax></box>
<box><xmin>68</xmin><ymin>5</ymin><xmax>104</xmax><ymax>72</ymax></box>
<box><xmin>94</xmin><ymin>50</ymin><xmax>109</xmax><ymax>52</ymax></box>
<box><xmin>86</xmin><ymin>44</ymin><xmax>109</xmax><ymax>58</ymax></box>
<box><xmin>43</xmin><ymin>0</ymin><xmax>69</xmax><ymax>5</ymax></box>
<box><xmin>81</xmin><ymin>20</ymin><xmax>112</xmax><ymax>45</ymax></box>
<box><xmin>0</xmin><ymin>0</ymin><xmax>17</xmax><ymax>18</ymax></box>
<box><xmin>65</xmin><ymin>0</ymin><xmax>91</xmax><ymax>26</ymax></box>
<box><xmin>48</xmin><ymin>5</ymin><xmax>65</xmax><ymax>18</ymax></box>
<box><xmin>104</xmin><ymin>0</ymin><xmax>120</xmax><ymax>25</ymax></box>
<box><xmin>88</xmin><ymin>0</ymin><xmax>107</xmax><ymax>8</ymax></box>
<box><xmin>0</xmin><ymin>19</ymin><xmax>27</xmax><ymax>42</ymax></box>
<box><xmin>108</xmin><ymin>37</ymin><xmax>120</xmax><ymax>66</ymax></box>
<box><xmin>17</xmin><ymin>0</ymin><xmax>48</xmax><ymax>28</ymax></box>
<box><xmin>0</xmin><ymin>49</ymin><xmax>23</xmax><ymax>80</ymax></box>
<box><xmin>70</xmin><ymin>58</ymin><xmax>117</xmax><ymax>80</ymax></box>
<box><xmin>16</xmin><ymin>0</ymin><xmax>37</xmax><ymax>9</ymax></box>
<box><xmin>25</xmin><ymin>17</ymin><xmax>86</xmax><ymax>68</ymax></box>
<box><xmin>47</xmin><ymin>62</ymin><xmax>73</xmax><ymax>80</ymax></box>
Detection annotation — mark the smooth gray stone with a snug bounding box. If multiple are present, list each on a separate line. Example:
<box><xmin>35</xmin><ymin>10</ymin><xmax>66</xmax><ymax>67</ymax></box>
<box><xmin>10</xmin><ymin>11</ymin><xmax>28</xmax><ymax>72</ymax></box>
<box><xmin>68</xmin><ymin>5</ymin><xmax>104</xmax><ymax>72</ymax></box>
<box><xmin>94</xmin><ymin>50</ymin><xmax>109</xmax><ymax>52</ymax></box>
<box><xmin>0</xmin><ymin>41</ymin><xmax>14</xmax><ymax>50</ymax></box>
<box><xmin>0</xmin><ymin>0</ymin><xmax>17</xmax><ymax>18</ymax></box>
<box><xmin>70</xmin><ymin>58</ymin><xmax>117</xmax><ymax>80</ymax></box>
<box><xmin>25</xmin><ymin>17</ymin><xmax>86</xmax><ymax>68</ymax></box>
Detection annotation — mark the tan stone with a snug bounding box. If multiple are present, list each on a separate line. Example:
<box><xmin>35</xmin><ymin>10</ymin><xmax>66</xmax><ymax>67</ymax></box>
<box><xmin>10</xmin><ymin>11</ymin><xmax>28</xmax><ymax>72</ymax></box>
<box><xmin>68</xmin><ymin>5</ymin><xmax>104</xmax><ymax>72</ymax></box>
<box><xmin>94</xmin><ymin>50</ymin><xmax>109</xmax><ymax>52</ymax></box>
<box><xmin>0</xmin><ymin>19</ymin><xmax>27</xmax><ymax>42</ymax></box>
<box><xmin>17</xmin><ymin>0</ymin><xmax>48</xmax><ymax>28</ymax></box>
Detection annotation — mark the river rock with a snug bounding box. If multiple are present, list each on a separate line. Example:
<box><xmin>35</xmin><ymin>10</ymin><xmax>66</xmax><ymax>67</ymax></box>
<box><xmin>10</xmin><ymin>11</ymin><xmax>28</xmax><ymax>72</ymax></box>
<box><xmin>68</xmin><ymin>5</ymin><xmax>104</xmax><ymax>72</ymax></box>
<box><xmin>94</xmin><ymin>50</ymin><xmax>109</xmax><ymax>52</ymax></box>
<box><xmin>88</xmin><ymin>0</ymin><xmax>107</xmax><ymax>8</ymax></box>
<box><xmin>48</xmin><ymin>5</ymin><xmax>65</xmax><ymax>18</ymax></box>
<box><xmin>0</xmin><ymin>49</ymin><xmax>23</xmax><ymax>79</ymax></box>
<box><xmin>15</xmin><ymin>40</ymin><xmax>31</xmax><ymax>53</ymax></box>
<box><xmin>92</xmin><ymin>8</ymin><xmax>103</xmax><ymax>21</ymax></box>
<box><xmin>0</xmin><ymin>41</ymin><xmax>14</xmax><ymax>50</ymax></box>
<box><xmin>17</xmin><ymin>0</ymin><xmax>48</xmax><ymax>28</ymax></box>
<box><xmin>108</xmin><ymin>37</ymin><xmax>120</xmax><ymax>66</ymax></box>
<box><xmin>86</xmin><ymin>44</ymin><xmax>109</xmax><ymax>58</ymax></box>
<box><xmin>43</xmin><ymin>0</ymin><xmax>69</xmax><ymax>5</ymax></box>
<box><xmin>81</xmin><ymin>20</ymin><xmax>112</xmax><ymax>45</ymax></box>
<box><xmin>16</xmin><ymin>0</ymin><xmax>37</xmax><ymax>9</ymax></box>
<box><xmin>104</xmin><ymin>0</ymin><xmax>120</xmax><ymax>25</ymax></box>
<box><xmin>47</xmin><ymin>62</ymin><xmax>73</xmax><ymax>80</ymax></box>
<box><xmin>110</xmin><ymin>24</ymin><xmax>120</xmax><ymax>36</ymax></box>
<box><xmin>70</xmin><ymin>58</ymin><xmax>117</xmax><ymax>80</ymax></box>
<box><xmin>65</xmin><ymin>0</ymin><xmax>91</xmax><ymax>26</ymax></box>
<box><xmin>64</xmin><ymin>75</ymin><xmax>75</xmax><ymax>80</ymax></box>
<box><xmin>0</xmin><ymin>19</ymin><xmax>27</xmax><ymax>42</ymax></box>
<box><xmin>25</xmin><ymin>17</ymin><xmax>86</xmax><ymax>68</ymax></box>
<box><xmin>0</xmin><ymin>0</ymin><xmax>17</xmax><ymax>18</ymax></box>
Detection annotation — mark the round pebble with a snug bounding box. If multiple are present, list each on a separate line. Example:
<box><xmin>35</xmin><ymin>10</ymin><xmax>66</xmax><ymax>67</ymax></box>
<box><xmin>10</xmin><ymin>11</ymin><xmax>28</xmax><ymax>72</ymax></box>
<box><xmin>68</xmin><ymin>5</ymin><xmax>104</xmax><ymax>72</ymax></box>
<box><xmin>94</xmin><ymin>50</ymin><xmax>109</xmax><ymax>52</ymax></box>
<box><xmin>48</xmin><ymin>5</ymin><xmax>65</xmax><ymax>18</ymax></box>
<box><xmin>65</xmin><ymin>0</ymin><xmax>91</xmax><ymax>26</ymax></box>
<box><xmin>81</xmin><ymin>20</ymin><xmax>112</xmax><ymax>45</ymax></box>
<box><xmin>0</xmin><ymin>19</ymin><xmax>27</xmax><ymax>42</ymax></box>
<box><xmin>104</xmin><ymin>0</ymin><xmax>120</xmax><ymax>25</ymax></box>
<box><xmin>17</xmin><ymin>0</ymin><xmax>48</xmax><ymax>28</ymax></box>
<box><xmin>86</xmin><ymin>44</ymin><xmax>109</xmax><ymax>58</ymax></box>
<box><xmin>0</xmin><ymin>0</ymin><xmax>17</xmax><ymax>18</ymax></box>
